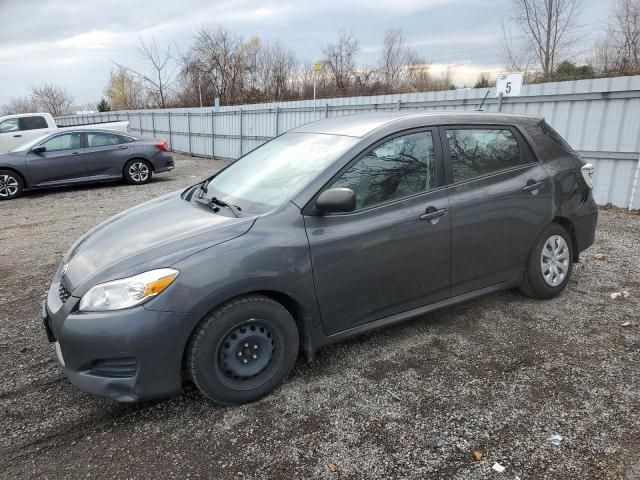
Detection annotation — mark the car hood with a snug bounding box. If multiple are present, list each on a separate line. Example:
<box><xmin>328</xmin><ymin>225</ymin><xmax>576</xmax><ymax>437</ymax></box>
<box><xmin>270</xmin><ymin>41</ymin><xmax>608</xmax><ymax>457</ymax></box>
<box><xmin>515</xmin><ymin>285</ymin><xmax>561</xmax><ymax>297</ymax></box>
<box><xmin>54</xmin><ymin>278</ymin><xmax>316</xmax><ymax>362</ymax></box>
<box><xmin>61</xmin><ymin>190</ymin><xmax>256</xmax><ymax>294</ymax></box>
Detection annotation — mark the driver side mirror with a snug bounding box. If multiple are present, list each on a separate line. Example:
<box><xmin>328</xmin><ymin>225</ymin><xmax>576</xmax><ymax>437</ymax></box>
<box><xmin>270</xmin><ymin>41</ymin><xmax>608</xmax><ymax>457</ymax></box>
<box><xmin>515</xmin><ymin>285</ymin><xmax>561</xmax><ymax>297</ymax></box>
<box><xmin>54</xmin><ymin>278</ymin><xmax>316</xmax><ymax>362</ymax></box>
<box><xmin>31</xmin><ymin>146</ymin><xmax>46</xmax><ymax>154</ymax></box>
<box><xmin>315</xmin><ymin>188</ymin><xmax>356</xmax><ymax>214</ymax></box>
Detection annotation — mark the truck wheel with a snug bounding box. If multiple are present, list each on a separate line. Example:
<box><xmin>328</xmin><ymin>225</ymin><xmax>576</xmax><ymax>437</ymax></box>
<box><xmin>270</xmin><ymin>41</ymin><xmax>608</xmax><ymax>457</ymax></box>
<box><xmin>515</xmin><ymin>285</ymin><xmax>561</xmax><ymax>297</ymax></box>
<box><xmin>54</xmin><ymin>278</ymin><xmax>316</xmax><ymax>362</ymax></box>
<box><xmin>124</xmin><ymin>159</ymin><xmax>153</xmax><ymax>185</ymax></box>
<box><xmin>187</xmin><ymin>295</ymin><xmax>299</xmax><ymax>405</ymax></box>
<box><xmin>0</xmin><ymin>170</ymin><xmax>24</xmax><ymax>200</ymax></box>
<box><xmin>520</xmin><ymin>223</ymin><xmax>573</xmax><ymax>299</ymax></box>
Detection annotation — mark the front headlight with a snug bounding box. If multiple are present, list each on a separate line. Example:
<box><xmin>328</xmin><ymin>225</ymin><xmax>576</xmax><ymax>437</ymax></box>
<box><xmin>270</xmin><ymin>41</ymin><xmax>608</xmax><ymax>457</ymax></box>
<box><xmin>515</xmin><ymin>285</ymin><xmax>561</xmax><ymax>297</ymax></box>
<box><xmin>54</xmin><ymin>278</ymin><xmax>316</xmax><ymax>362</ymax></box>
<box><xmin>79</xmin><ymin>268</ymin><xmax>179</xmax><ymax>312</ymax></box>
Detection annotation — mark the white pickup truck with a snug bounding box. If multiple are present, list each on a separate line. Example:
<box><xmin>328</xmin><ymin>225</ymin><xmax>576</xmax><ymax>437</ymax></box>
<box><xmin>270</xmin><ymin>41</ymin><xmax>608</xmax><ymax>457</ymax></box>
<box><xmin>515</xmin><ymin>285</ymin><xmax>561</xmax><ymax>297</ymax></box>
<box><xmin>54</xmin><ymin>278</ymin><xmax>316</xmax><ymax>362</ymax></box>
<box><xmin>0</xmin><ymin>112</ymin><xmax>129</xmax><ymax>153</ymax></box>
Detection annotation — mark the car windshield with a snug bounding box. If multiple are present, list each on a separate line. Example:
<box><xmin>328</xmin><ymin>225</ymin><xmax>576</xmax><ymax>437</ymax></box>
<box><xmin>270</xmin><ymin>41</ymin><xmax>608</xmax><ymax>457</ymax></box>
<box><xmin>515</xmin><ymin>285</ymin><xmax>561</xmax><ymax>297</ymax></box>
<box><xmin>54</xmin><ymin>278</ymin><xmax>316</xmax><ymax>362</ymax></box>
<box><xmin>203</xmin><ymin>132</ymin><xmax>358</xmax><ymax>211</ymax></box>
<box><xmin>10</xmin><ymin>133</ymin><xmax>51</xmax><ymax>152</ymax></box>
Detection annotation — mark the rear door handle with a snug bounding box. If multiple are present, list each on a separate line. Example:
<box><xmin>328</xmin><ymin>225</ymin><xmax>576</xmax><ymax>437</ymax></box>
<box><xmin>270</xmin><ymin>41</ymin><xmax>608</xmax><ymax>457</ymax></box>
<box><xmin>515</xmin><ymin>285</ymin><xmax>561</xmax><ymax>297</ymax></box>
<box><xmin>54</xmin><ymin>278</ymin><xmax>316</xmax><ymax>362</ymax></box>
<box><xmin>117</xmin><ymin>146</ymin><xmax>128</xmax><ymax>150</ymax></box>
<box><xmin>71</xmin><ymin>152</ymin><xmax>81</xmax><ymax>156</ymax></box>
<box><xmin>13</xmin><ymin>134</ymin><xmax>22</xmax><ymax>138</ymax></box>
<box><xmin>420</xmin><ymin>207</ymin><xmax>448</xmax><ymax>223</ymax></box>
<box><xmin>522</xmin><ymin>180</ymin><xmax>545</xmax><ymax>192</ymax></box>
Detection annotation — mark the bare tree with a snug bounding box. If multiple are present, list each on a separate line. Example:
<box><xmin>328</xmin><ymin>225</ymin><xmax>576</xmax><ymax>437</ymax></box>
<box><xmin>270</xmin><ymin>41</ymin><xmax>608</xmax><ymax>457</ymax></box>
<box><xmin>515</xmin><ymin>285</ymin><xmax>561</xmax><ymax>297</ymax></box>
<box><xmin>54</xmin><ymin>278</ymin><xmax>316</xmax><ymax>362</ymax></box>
<box><xmin>378</xmin><ymin>28</ymin><xmax>413</xmax><ymax>89</ymax></box>
<box><xmin>105</xmin><ymin>67</ymin><xmax>144</xmax><ymax>110</ymax></box>
<box><xmin>597</xmin><ymin>0</ymin><xmax>640</xmax><ymax>74</ymax></box>
<box><xmin>503</xmin><ymin>0</ymin><xmax>583</xmax><ymax>81</ymax></box>
<box><xmin>256</xmin><ymin>41</ymin><xmax>298</xmax><ymax>101</ymax></box>
<box><xmin>322</xmin><ymin>30</ymin><xmax>360</xmax><ymax>91</ymax></box>
<box><xmin>0</xmin><ymin>96</ymin><xmax>40</xmax><ymax>115</ymax></box>
<box><xmin>31</xmin><ymin>84</ymin><xmax>74</xmax><ymax>116</ymax></box>
<box><xmin>115</xmin><ymin>37</ymin><xmax>178</xmax><ymax>108</ymax></box>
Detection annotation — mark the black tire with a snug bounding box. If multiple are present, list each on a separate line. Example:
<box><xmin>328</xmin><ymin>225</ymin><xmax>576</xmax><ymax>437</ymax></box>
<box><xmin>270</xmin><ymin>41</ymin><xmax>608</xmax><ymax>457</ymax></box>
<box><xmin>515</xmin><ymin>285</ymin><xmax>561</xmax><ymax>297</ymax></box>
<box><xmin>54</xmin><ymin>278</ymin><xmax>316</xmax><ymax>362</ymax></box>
<box><xmin>123</xmin><ymin>159</ymin><xmax>153</xmax><ymax>185</ymax></box>
<box><xmin>0</xmin><ymin>170</ymin><xmax>24</xmax><ymax>200</ymax></box>
<box><xmin>187</xmin><ymin>295</ymin><xmax>299</xmax><ymax>405</ymax></box>
<box><xmin>520</xmin><ymin>223</ymin><xmax>574</xmax><ymax>299</ymax></box>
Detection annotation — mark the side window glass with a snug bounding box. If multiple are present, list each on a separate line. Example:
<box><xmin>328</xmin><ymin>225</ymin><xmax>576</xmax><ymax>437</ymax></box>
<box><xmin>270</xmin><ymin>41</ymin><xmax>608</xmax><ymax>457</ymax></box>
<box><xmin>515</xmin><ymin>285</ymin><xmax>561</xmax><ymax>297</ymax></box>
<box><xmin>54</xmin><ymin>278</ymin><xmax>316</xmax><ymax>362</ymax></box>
<box><xmin>332</xmin><ymin>131</ymin><xmax>437</xmax><ymax>209</ymax></box>
<box><xmin>20</xmin><ymin>116</ymin><xmax>48</xmax><ymax>130</ymax></box>
<box><xmin>0</xmin><ymin>118</ymin><xmax>21</xmax><ymax>133</ymax></box>
<box><xmin>87</xmin><ymin>132</ymin><xmax>119</xmax><ymax>147</ymax></box>
<box><xmin>446</xmin><ymin>129</ymin><xmax>522</xmax><ymax>182</ymax></box>
<box><xmin>41</xmin><ymin>133</ymin><xmax>82</xmax><ymax>152</ymax></box>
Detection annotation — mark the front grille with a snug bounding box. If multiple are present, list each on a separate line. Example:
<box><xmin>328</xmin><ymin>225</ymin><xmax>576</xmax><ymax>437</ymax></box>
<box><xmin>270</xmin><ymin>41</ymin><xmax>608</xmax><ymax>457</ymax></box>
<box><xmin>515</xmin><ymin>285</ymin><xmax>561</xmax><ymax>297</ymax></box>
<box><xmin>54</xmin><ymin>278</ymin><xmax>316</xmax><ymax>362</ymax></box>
<box><xmin>58</xmin><ymin>283</ymin><xmax>71</xmax><ymax>303</ymax></box>
<box><xmin>89</xmin><ymin>358</ymin><xmax>138</xmax><ymax>378</ymax></box>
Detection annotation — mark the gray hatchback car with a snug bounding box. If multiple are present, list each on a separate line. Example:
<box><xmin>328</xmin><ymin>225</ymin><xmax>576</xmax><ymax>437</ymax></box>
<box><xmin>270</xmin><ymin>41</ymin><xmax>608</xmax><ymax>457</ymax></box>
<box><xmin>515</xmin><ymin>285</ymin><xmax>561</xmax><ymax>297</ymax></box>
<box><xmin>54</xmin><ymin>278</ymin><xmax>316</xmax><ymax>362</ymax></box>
<box><xmin>43</xmin><ymin>112</ymin><xmax>597</xmax><ymax>404</ymax></box>
<box><xmin>0</xmin><ymin>130</ymin><xmax>174</xmax><ymax>199</ymax></box>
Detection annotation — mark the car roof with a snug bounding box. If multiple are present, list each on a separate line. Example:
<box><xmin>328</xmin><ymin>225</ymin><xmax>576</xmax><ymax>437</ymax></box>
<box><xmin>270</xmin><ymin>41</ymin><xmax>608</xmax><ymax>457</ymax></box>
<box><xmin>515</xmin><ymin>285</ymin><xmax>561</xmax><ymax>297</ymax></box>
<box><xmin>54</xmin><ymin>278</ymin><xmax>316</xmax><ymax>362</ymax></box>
<box><xmin>0</xmin><ymin>112</ymin><xmax>52</xmax><ymax>119</ymax></box>
<box><xmin>291</xmin><ymin>111</ymin><xmax>544</xmax><ymax>138</ymax></box>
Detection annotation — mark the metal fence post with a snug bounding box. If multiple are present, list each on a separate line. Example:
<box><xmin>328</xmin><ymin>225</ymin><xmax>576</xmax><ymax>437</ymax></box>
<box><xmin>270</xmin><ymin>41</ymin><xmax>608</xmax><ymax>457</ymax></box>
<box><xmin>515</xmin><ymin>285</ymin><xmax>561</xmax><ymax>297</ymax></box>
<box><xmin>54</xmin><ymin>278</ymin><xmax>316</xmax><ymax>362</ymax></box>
<box><xmin>325</xmin><ymin>103</ymin><xmax>329</xmax><ymax>119</ymax></box>
<box><xmin>497</xmin><ymin>92</ymin><xmax>504</xmax><ymax>112</ymax></box>
<box><xmin>211</xmin><ymin>111</ymin><xmax>215</xmax><ymax>159</ymax></box>
<box><xmin>187</xmin><ymin>112</ymin><xmax>192</xmax><ymax>156</ymax></box>
<box><xmin>239</xmin><ymin>109</ymin><xmax>243</xmax><ymax>157</ymax></box>
<box><xmin>151</xmin><ymin>112</ymin><xmax>156</xmax><ymax>138</ymax></box>
<box><xmin>629</xmin><ymin>155</ymin><xmax>640</xmax><ymax>211</ymax></box>
<box><xmin>126</xmin><ymin>111</ymin><xmax>130</xmax><ymax>130</ymax></box>
<box><xmin>397</xmin><ymin>100</ymin><xmax>402</xmax><ymax>111</ymax></box>
<box><xmin>138</xmin><ymin>112</ymin><xmax>142</xmax><ymax>134</ymax></box>
<box><xmin>167</xmin><ymin>112</ymin><xmax>173</xmax><ymax>151</ymax></box>
<box><xmin>275</xmin><ymin>106</ymin><xmax>279</xmax><ymax>136</ymax></box>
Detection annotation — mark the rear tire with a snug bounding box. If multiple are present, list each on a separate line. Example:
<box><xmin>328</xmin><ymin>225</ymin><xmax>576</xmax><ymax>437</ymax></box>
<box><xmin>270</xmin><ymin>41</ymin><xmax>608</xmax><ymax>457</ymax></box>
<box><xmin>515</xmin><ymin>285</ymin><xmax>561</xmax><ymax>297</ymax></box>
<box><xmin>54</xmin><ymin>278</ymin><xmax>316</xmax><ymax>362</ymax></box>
<box><xmin>124</xmin><ymin>159</ymin><xmax>153</xmax><ymax>185</ymax></box>
<box><xmin>187</xmin><ymin>295</ymin><xmax>299</xmax><ymax>405</ymax></box>
<box><xmin>0</xmin><ymin>170</ymin><xmax>24</xmax><ymax>200</ymax></box>
<box><xmin>520</xmin><ymin>223</ymin><xmax>573</xmax><ymax>299</ymax></box>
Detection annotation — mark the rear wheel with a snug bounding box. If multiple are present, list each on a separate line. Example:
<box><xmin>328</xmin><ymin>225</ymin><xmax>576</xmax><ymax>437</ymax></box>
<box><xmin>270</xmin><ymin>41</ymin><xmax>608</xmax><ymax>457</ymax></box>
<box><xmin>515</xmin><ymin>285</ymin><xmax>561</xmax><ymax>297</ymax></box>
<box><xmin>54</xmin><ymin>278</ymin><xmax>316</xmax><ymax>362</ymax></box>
<box><xmin>520</xmin><ymin>223</ymin><xmax>573</xmax><ymax>299</ymax></box>
<box><xmin>124</xmin><ymin>159</ymin><xmax>153</xmax><ymax>185</ymax></box>
<box><xmin>187</xmin><ymin>295</ymin><xmax>299</xmax><ymax>405</ymax></box>
<box><xmin>0</xmin><ymin>170</ymin><xmax>24</xmax><ymax>200</ymax></box>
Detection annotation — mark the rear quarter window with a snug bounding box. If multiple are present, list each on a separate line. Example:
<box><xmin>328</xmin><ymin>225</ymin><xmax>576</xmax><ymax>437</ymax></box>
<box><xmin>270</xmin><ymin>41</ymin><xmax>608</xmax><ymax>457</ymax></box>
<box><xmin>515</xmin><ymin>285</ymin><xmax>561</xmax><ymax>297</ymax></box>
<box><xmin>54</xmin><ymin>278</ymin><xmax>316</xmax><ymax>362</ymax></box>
<box><xmin>540</xmin><ymin>122</ymin><xmax>574</xmax><ymax>152</ymax></box>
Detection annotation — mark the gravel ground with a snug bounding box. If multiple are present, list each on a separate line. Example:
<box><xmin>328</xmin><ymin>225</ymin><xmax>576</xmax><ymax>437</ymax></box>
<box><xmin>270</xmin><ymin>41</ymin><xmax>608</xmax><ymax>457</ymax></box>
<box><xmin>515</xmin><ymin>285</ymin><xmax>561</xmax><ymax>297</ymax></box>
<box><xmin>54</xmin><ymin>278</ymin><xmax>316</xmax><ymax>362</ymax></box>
<box><xmin>0</xmin><ymin>153</ymin><xmax>639</xmax><ymax>479</ymax></box>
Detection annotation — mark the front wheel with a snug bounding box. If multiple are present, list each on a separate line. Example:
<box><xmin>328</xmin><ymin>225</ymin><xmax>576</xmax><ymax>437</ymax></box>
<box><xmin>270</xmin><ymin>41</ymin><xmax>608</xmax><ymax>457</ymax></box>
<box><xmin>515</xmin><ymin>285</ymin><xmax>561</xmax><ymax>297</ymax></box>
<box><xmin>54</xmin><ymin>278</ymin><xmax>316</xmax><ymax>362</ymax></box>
<box><xmin>0</xmin><ymin>170</ymin><xmax>24</xmax><ymax>200</ymax></box>
<box><xmin>520</xmin><ymin>223</ymin><xmax>573</xmax><ymax>299</ymax></box>
<box><xmin>124</xmin><ymin>159</ymin><xmax>153</xmax><ymax>185</ymax></box>
<box><xmin>187</xmin><ymin>295</ymin><xmax>299</xmax><ymax>405</ymax></box>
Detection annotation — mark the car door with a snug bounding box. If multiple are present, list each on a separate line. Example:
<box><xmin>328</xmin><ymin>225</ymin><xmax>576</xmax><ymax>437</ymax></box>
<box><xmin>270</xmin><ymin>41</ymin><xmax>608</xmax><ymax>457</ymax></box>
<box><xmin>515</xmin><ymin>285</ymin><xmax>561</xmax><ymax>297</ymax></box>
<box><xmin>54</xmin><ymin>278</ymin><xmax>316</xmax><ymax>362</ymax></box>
<box><xmin>25</xmin><ymin>132</ymin><xmax>86</xmax><ymax>185</ymax></box>
<box><xmin>84</xmin><ymin>132</ymin><xmax>131</xmax><ymax>178</ymax></box>
<box><xmin>0</xmin><ymin>117</ymin><xmax>24</xmax><ymax>152</ymax></box>
<box><xmin>441</xmin><ymin>126</ymin><xmax>552</xmax><ymax>296</ymax></box>
<box><xmin>303</xmin><ymin>128</ymin><xmax>451</xmax><ymax>336</ymax></box>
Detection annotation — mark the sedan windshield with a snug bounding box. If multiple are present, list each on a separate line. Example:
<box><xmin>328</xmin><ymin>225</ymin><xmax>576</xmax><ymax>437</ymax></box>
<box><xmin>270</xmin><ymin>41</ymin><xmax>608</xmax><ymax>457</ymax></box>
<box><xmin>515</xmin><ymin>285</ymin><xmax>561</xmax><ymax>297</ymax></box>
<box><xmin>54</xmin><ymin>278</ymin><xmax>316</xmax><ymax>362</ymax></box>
<box><xmin>10</xmin><ymin>133</ymin><xmax>51</xmax><ymax>152</ymax></box>
<box><xmin>204</xmin><ymin>132</ymin><xmax>357</xmax><ymax>210</ymax></box>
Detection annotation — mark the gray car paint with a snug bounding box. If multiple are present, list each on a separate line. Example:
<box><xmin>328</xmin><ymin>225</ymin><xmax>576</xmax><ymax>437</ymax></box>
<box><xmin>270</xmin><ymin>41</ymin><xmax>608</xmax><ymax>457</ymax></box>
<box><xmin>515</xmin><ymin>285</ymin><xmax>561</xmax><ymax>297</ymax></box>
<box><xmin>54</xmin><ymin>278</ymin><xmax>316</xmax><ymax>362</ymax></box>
<box><xmin>0</xmin><ymin>130</ymin><xmax>173</xmax><ymax>189</ymax></box>
<box><xmin>43</xmin><ymin>112</ymin><xmax>598</xmax><ymax>402</ymax></box>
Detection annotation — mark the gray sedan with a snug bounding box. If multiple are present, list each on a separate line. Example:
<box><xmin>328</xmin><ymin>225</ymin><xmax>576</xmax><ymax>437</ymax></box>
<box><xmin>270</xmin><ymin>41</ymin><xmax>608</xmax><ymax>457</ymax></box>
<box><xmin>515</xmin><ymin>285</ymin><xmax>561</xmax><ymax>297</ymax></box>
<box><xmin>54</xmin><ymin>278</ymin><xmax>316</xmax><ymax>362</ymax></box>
<box><xmin>0</xmin><ymin>130</ymin><xmax>174</xmax><ymax>200</ymax></box>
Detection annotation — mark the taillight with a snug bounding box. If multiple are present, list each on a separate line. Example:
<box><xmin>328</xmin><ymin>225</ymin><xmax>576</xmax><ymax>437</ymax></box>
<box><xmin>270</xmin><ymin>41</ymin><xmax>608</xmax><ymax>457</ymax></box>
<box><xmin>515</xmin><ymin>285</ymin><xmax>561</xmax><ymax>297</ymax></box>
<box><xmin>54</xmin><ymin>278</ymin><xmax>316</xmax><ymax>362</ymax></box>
<box><xmin>580</xmin><ymin>163</ymin><xmax>594</xmax><ymax>189</ymax></box>
<box><xmin>155</xmin><ymin>140</ymin><xmax>169</xmax><ymax>152</ymax></box>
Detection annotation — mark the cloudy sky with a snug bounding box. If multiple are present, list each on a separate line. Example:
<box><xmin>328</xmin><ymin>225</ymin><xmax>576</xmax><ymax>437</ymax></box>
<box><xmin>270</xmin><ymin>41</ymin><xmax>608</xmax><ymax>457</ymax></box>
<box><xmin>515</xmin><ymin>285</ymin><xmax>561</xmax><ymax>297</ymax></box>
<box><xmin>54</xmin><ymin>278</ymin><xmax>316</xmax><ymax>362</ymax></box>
<box><xmin>0</xmin><ymin>0</ymin><xmax>611</xmax><ymax>106</ymax></box>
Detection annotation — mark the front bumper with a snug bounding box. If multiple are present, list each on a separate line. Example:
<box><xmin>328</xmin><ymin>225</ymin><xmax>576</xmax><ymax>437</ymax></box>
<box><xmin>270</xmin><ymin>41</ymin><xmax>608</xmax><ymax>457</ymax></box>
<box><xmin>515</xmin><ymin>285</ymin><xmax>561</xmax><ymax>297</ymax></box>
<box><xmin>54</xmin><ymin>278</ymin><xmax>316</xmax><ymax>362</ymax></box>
<box><xmin>43</xmin><ymin>281</ymin><xmax>200</xmax><ymax>402</ymax></box>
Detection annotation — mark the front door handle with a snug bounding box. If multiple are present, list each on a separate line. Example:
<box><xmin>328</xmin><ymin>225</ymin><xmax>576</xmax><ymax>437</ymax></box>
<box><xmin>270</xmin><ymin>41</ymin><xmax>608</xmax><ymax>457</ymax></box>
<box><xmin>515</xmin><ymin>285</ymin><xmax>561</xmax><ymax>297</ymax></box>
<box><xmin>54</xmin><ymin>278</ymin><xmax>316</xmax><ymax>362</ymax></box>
<box><xmin>523</xmin><ymin>179</ymin><xmax>545</xmax><ymax>193</ymax></box>
<box><xmin>420</xmin><ymin>206</ymin><xmax>448</xmax><ymax>223</ymax></box>
<box><xmin>117</xmin><ymin>145</ymin><xmax>128</xmax><ymax>150</ymax></box>
<box><xmin>13</xmin><ymin>134</ymin><xmax>22</xmax><ymax>138</ymax></box>
<box><xmin>71</xmin><ymin>152</ymin><xmax>81</xmax><ymax>156</ymax></box>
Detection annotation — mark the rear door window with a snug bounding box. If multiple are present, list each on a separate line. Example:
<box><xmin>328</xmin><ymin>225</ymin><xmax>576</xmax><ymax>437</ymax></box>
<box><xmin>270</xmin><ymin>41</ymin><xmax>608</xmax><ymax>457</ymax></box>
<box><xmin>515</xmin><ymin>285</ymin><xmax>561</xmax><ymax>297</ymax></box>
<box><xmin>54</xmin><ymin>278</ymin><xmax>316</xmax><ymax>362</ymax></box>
<box><xmin>0</xmin><ymin>118</ymin><xmax>20</xmax><ymax>133</ymax></box>
<box><xmin>445</xmin><ymin>128</ymin><xmax>523</xmax><ymax>182</ymax></box>
<box><xmin>87</xmin><ymin>132</ymin><xmax>120</xmax><ymax>147</ymax></box>
<box><xmin>20</xmin><ymin>116</ymin><xmax>48</xmax><ymax>130</ymax></box>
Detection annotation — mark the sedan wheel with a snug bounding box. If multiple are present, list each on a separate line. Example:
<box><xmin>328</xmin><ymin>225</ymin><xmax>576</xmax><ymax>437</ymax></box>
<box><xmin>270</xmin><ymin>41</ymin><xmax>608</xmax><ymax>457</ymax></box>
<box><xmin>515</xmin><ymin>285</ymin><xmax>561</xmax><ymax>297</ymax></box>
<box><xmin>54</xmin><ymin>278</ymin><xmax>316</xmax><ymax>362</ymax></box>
<box><xmin>124</xmin><ymin>160</ymin><xmax>153</xmax><ymax>185</ymax></box>
<box><xmin>0</xmin><ymin>171</ymin><xmax>24</xmax><ymax>200</ymax></box>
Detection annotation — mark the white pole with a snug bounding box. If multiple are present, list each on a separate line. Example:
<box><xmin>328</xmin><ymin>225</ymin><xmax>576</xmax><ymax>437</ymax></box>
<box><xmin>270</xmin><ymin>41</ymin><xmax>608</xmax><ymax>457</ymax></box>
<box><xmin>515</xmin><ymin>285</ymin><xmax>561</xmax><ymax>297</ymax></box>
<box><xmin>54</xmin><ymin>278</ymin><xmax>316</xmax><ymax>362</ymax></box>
<box><xmin>629</xmin><ymin>155</ymin><xmax>640</xmax><ymax>211</ymax></box>
<box><xmin>313</xmin><ymin>70</ymin><xmax>317</xmax><ymax>117</ymax></box>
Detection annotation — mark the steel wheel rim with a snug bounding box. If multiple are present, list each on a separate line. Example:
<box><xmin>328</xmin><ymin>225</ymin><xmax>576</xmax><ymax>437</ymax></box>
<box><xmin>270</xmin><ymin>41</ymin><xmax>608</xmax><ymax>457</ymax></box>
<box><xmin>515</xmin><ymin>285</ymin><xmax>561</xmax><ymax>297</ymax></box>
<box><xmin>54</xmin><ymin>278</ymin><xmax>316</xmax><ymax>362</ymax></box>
<box><xmin>129</xmin><ymin>162</ymin><xmax>149</xmax><ymax>182</ymax></box>
<box><xmin>540</xmin><ymin>235</ymin><xmax>569</xmax><ymax>287</ymax></box>
<box><xmin>217</xmin><ymin>320</ymin><xmax>275</xmax><ymax>381</ymax></box>
<box><xmin>0</xmin><ymin>174</ymin><xmax>19</xmax><ymax>197</ymax></box>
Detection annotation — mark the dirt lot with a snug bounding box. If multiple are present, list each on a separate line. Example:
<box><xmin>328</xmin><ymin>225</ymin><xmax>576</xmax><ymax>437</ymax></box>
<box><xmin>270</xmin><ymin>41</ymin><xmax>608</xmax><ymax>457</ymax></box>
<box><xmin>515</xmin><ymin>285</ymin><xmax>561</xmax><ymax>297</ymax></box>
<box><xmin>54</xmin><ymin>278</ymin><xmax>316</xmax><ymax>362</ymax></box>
<box><xmin>0</xmin><ymin>153</ymin><xmax>638</xmax><ymax>479</ymax></box>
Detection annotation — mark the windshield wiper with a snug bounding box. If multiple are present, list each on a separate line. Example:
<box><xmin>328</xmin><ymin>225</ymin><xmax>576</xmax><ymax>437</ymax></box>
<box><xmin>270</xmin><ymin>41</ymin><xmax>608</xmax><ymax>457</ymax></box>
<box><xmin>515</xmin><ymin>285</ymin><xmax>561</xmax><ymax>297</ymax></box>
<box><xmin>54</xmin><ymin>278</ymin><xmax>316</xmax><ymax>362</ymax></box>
<box><xmin>209</xmin><ymin>197</ymin><xmax>241</xmax><ymax>217</ymax></box>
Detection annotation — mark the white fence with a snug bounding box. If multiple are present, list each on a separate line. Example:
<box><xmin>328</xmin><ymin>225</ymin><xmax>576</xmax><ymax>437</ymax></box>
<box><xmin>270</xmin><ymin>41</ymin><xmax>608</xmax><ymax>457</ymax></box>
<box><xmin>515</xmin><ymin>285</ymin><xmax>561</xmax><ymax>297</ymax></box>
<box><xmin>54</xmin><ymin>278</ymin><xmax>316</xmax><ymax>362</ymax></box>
<box><xmin>57</xmin><ymin>75</ymin><xmax>640</xmax><ymax>209</ymax></box>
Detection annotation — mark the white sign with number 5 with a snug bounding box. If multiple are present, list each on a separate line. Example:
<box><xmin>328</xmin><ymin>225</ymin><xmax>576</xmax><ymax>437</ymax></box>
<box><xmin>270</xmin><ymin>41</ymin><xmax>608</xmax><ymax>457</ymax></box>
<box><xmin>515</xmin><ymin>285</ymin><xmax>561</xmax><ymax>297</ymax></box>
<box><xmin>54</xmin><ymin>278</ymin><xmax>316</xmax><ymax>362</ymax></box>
<box><xmin>496</xmin><ymin>73</ymin><xmax>523</xmax><ymax>97</ymax></box>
